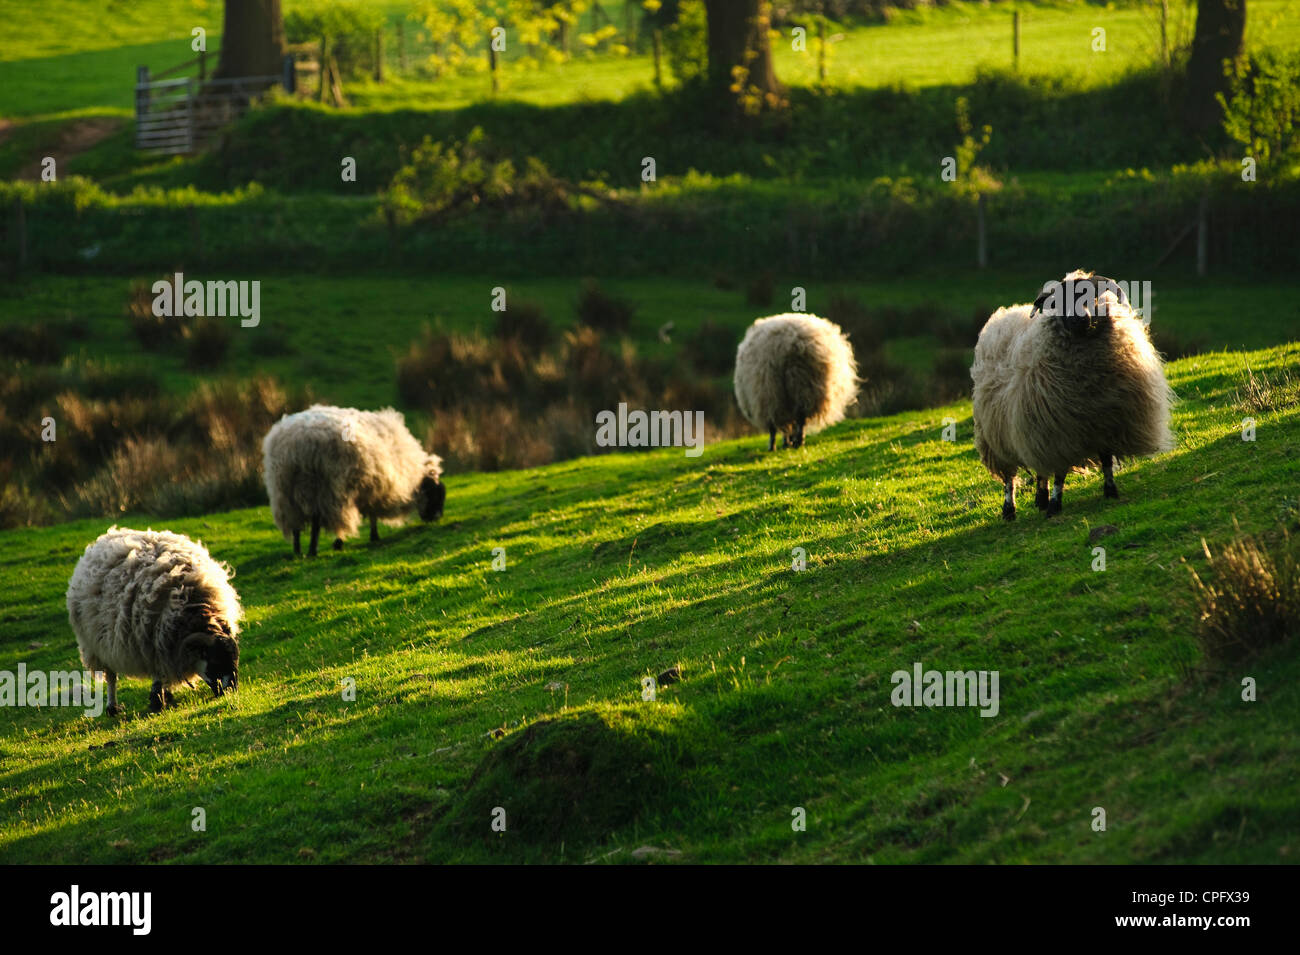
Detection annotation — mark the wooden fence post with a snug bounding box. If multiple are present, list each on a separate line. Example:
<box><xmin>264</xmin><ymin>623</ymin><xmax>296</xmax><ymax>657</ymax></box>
<box><xmin>282</xmin><ymin>53</ymin><xmax>296</xmax><ymax>93</ymax></box>
<box><xmin>488</xmin><ymin>32</ymin><xmax>498</xmax><ymax>94</ymax></box>
<box><xmin>318</xmin><ymin>36</ymin><xmax>329</xmax><ymax>102</ymax></box>
<box><xmin>1013</xmin><ymin>11</ymin><xmax>1020</xmax><ymax>69</ymax></box>
<box><xmin>977</xmin><ymin>193</ymin><xmax>988</xmax><ymax>269</ymax></box>
<box><xmin>397</xmin><ymin>21</ymin><xmax>407</xmax><ymax>72</ymax></box>
<box><xmin>818</xmin><ymin>20</ymin><xmax>827</xmax><ymax>84</ymax></box>
<box><xmin>199</xmin><ymin>49</ymin><xmax>207</xmax><ymax>81</ymax></box>
<box><xmin>374</xmin><ymin>29</ymin><xmax>384</xmax><ymax>81</ymax></box>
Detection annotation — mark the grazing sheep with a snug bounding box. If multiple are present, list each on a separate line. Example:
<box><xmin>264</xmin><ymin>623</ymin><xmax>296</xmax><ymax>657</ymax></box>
<box><xmin>733</xmin><ymin>313</ymin><xmax>859</xmax><ymax>450</ymax></box>
<box><xmin>971</xmin><ymin>270</ymin><xmax>1175</xmax><ymax>520</ymax></box>
<box><xmin>262</xmin><ymin>405</ymin><xmax>445</xmax><ymax>556</ymax></box>
<box><xmin>66</xmin><ymin>527</ymin><xmax>240</xmax><ymax>715</ymax></box>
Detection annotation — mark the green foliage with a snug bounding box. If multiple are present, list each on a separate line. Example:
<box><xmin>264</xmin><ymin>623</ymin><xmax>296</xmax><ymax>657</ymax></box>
<box><xmin>662</xmin><ymin>0</ymin><xmax>707</xmax><ymax>85</ymax></box>
<box><xmin>284</xmin><ymin>1</ymin><xmax>385</xmax><ymax>79</ymax></box>
<box><xmin>1220</xmin><ymin>49</ymin><xmax>1300</xmax><ymax>168</ymax></box>
<box><xmin>379</xmin><ymin>127</ymin><xmax>570</xmax><ymax>225</ymax></box>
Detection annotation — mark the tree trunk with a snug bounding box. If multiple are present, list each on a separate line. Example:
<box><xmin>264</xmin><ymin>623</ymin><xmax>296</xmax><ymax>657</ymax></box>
<box><xmin>1184</xmin><ymin>0</ymin><xmax>1246</xmax><ymax>133</ymax></box>
<box><xmin>214</xmin><ymin>0</ymin><xmax>285</xmax><ymax>80</ymax></box>
<box><xmin>704</xmin><ymin>0</ymin><xmax>784</xmax><ymax>114</ymax></box>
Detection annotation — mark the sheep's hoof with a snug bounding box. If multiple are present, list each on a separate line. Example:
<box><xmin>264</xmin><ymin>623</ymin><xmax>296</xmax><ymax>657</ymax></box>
<box><xmin>1104</xmin><ymin>483</ymin><xmax>1119</xmax><ymax>499</ymax></box>
<box><xmin>332</xmin><ymin>538</ymin><xmax>344</xmax><ymax>551</ymax></box>
<box><xmin>148</xmin><ymin>699</ymin><xmax>163</xmax><ymax>714</ymax></box>
<box><xmin>1035</xmin><ymin>490</ymin><xmax>1049</xmax><ymax>511</ymax></box>
<box><xmin>105</xmin><ymin>703</ymin><xmax>120</xmax><ymax>717</ymax></box>
<box><xmin>1046</xmin><ymin>499</ymin><xmax>1062</xmax><ymax>517</ymax></box>
<box><xmin>1001</xmin><ymin>503</ymin><xmax>1016</xmax><ymax>521</ymax></box>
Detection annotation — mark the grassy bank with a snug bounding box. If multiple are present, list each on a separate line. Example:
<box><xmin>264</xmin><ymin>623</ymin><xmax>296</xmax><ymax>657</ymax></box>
<box><xmin>1</xmin><ymin>342</ymin><xmax>1297</xmax><ymax>863</ymax></box>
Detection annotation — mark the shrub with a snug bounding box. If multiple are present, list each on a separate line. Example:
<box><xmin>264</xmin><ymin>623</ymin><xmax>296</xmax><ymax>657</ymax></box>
<box><xmin>183</xmin><ymin>317</ymin><xmax>233</xmax><ymax>370</ymax></box>
<box><xmin>1187</xmin><ymin>524</ymin><xmax>1300</xmax><ymax>664</ymax></box>
<box><xmin>661</xmin><ymin>0</ymin><xmax>708</xmax><ymax>86</ymax></box>
<box><xmin>126</xmin><ymin>279</ymin><xmax>183</xmax><ymax>351</ymax></box>
<box><xmin>575</xmin><ymin>279</ymin><xmax>635</xmax><ymax>335</ymax></box>
<box><xmin>0</xmin><ymin>322</ymin><xmax>65</xmax><ymax>364</ymax></box>
<box><xmin>284</xmin><ymin>1</ymin><xmax>384</xmax><ymax>79</ymax></box>
<box><xmin>493</xmin><ymin>299</ymin><xmax>553</xmax><ymax>354</ymax></box>
<box><xmin>1220</xmin><ymin>49</ymin><xmax>1300</xmax><ymax>166</ymax></box>
<box><xmin>380</xmin><ymin>128</ymin><xmax>571</xmax><ymax>226</ymax></box>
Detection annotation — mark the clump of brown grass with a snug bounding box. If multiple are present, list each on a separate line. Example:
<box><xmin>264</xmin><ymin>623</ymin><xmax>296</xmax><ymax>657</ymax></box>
<box><xmin>1186</xmin><ymin>521</ymin><xmax>1300</xmax><ymax>664</ymax></box>
<box><xmin>1235</xmin><ymin>362</ymin><xmax>1300</xmax><ymax>415</ymax></box>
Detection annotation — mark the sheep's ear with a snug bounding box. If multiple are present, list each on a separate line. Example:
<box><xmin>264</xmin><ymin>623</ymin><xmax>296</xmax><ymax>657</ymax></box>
<box><xmin>1031</xmin><ymin>289</ymin><xmax>1051</xmax><ymax>315</ymax></box>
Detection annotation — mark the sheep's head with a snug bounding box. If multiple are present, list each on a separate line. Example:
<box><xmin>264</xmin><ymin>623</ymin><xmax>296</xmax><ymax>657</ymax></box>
<box><xmin>416</xmin><ymin>456</ymin><xmax>446</xmax><ymax>522</ymax></box>
<box><xmin>176</xmin><ymin>607</ymin><xmax>239</xmax><ymax>697</ymax></box>
<box><xmin>1032</xmin><ymin>270</ymin><xmax>1129</xmax><ymax>339</ymax></box>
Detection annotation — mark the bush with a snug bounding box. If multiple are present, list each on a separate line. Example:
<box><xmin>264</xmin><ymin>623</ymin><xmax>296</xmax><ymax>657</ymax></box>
<box><xmin>380</xmin><ymin>128</ymin><xmax>571</xmax><ymax>226</ymax></box>
<box><xmin>661</xmin><ymin>0</ymin><xmax>708</xmax><ymax>86</ymax></box>
<box><xmin>284</xmin><ymin>1</ymin><xmax>384</xmax><ymax>79</ymax></box>
<box><xmin>1221</xmin><ymin>49</ymin><xmax>1300</xmax><ymax>167</ymax></box>
<box><xmin>1187</xmin><ymin>525</ymin><xmax>1300</xmax><ymax>664</ymax></box>
<box><xmin>493</xmin><ymin>299</ymin><xmax>553</xmax><ymax>354</ymax></box>
<box><xmin>575</xmin><ymin>279</ymin><xmax>635</xmax><ymax>334</ymax></box>
<box><xmin>183</xmin><ymin>316</ymin><xmax>234</xmax><ymax>370</ymax></box>
<box><xmin>0</xmin><ymin>321</ymin><xmax>69</xmax><ymax>364</ymax></box>
<box><xmin>126</xmin><ymin>279</ymin><xmax>183</xmax><ymax>351</ymax></box>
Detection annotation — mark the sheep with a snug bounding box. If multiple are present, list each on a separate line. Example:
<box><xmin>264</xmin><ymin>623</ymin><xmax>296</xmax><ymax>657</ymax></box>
<box><xmin>970</xmin><ymin>270</ymin><xmax>1175</xmax><ymax>520</ymax></box>
<box><xmin>262</xmin><ymin>404</ymin><xmax>445</xmax><ymax>556</ymax></box>
<box><xmin>733</xmin><ymin>313</ymin><xmax>859</xmax><ymax>450</ymax></box>
<box><xmin>66</xmin><ymin>526</ymin><xmax>240</xmax><ymax>715</ymax></box>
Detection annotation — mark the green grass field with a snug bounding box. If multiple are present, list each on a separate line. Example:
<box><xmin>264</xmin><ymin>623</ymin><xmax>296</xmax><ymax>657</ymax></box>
<box><xmin>2</xmin><ymin>341</ymin><xmax>1297</xmax><ymax>863</ymax></box>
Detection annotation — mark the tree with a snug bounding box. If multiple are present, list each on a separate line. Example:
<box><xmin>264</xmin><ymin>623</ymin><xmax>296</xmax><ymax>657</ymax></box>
<box><xmin>703</xmin><ymin>0</ymin><xmax>784</xmax><ymax>115</ymax></box>
<box><xmin>215</xmin><ymin>0</ymin><xmax>286</xmax><ymax>80</ymax></box>
<box><xmin>1184</xmin><ymin>0</ymin><xmax>1246</xmax><ymax>132</ymax></box>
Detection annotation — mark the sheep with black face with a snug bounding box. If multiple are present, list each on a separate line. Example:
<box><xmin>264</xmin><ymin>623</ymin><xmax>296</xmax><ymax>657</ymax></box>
<box><xmin>970</xmin><ymin>270</ymin><xmax>1175</xmax><ymax>519</ymax></box>
<box><xmin>67</xmin><ymin>527</ymin><xmax>240</xmax><ymax>715</ymax></box>
<box><xmin>262</xmin><ymin>405</ymin><xmax>445</xmax><ymax>556</ymax></box>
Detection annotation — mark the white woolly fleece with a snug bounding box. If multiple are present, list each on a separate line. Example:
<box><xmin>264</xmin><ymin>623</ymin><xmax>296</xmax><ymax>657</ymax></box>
<box><xmin>971</xmin><ymin>274</ymin><xmax>1175</xmax><ymax>483</ymax></box>
<box><xmin>262</xmin><ymin>405</ymin><xmax>443</xmax><ymax>541</ymax></box>
<box><xmin>66</xmin><ymin>526</ymin><xmax>242</xmax><ymax>685</ymax></box>
<box><xmin>733</xmin><ymin>313</ymin><xmax>859</xmax><ymax>439</ymax></box>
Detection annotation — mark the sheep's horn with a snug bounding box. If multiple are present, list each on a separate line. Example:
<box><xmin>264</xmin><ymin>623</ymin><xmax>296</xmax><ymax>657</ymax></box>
<box><xmin>1093</xmin><ymin>275</ymin><xmax>1127</xmax><ymax>305</ymax></box>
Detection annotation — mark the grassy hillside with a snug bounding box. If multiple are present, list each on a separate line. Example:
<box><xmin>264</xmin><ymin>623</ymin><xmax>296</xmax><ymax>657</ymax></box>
<box><xmin>2</xmin><ymin>342</ymin><xmax>1297</xmax><ymax>864</ymax></box>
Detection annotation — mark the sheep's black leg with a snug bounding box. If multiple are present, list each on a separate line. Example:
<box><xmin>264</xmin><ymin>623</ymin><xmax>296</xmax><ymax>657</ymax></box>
<box><xmin>1101</xmin><ymin>452</ymin><xmax>1118</xmax><ymax>499</ymax></box>
<box><xmin>104</xmin><ymin>670</ymin><xmax>119</xmax><ymax>716</ymax></box>
<box><xmin>1047</xmin><ymin>472</ymin><xmax>1066</xmax><ymax>516</ymax></box>
<box><xmin>792</xmin><ymin>415</ymin><xmax>806</xmax><ymax>449</ymax></box>
<box><xmin>767</xmin><ymin>426</ymin><xmax>776</xmax><ymax>452</ymax></box>
<box><xmin>293</xmin><ymin>530</ymin><xmax>301</xmax><ymax>557</ymax></box>
<box><xmin>1002</xmin><ymin>477</ymin><xmax>1016</xmax><ymax>521</ymax></box>
<box><xmin>1035</xmin><ymin>474</ymin><xmax>1049</xmax><ymax>511</ymax></box>
<box><xmin>369</xmin><ymin>514</ymin><xmax>380</xmax><ymax>543</ymax></box>
<box><xmin>163</xmin><ymin>688</ymin><xmax>174</xmax><ymax>706</ymax></box>
<box><xmin>149</xmin><ymin>680</ymin><xmax>165</xmax><ymax>713</ymax></box>
<box><xmin>332</xmin><ymin>537</ymin><xmax>344</xmax><ymax>551</ymax></box>
<box><xmin>308</xmin><ymin>519</ymin><xmax>321</xmax><ymax>557</ymax></box>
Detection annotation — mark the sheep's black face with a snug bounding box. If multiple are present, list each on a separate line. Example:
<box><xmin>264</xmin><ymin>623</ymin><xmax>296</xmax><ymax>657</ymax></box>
<box><xmin>1033</xmin><ymin>273</ymin><xmax>1126</xmax><ymax>340</ymax></box>
<box><xmin>417</xmin><ymin>476</ymin><xmax>445</xmax><ymax>522</ymax></box>
<box><xmin>200</xmin><ymin>635</ymin><xmax>239</xmax><ymax>697</ymax></box>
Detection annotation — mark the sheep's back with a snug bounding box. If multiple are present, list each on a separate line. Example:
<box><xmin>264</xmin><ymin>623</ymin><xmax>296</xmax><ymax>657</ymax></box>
<box><xmin>734</xmin><ymin>314</ymin><xmax>857</xmax><ymax>431</ymax></box>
